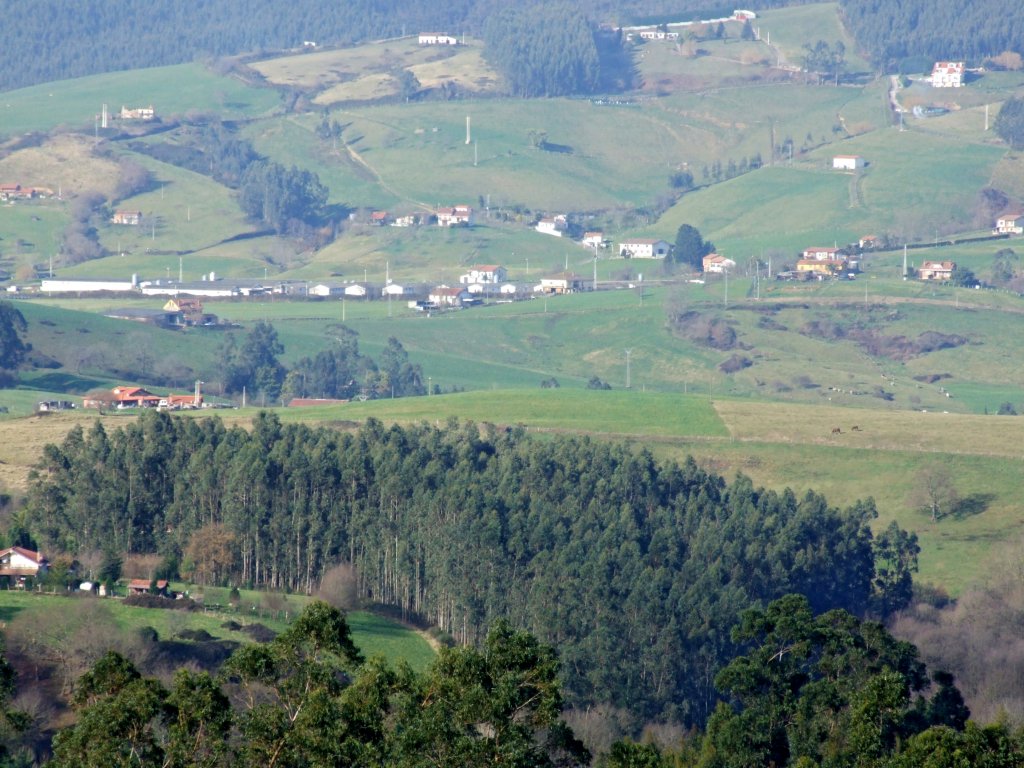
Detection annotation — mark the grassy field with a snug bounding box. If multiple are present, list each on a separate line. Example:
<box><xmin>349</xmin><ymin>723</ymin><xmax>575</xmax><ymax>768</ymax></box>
<box><xmin>249</xmin><ymin>37</ymin><xmax>503</xmax><ymax>105</ymax></box>
<box><xmin>0</xmin><ymin>64</ymin><xmax>280</xmax><ymax>136</ymax></box>
<box><xmin>0</xmin><ymin>590</ymin><xmax>435</xmax><ymax>670</ymax></box>
<box><xmin>1</xmin><ymin>373</ymin><xmax>1023</xmax><ymax>595</ymax></box>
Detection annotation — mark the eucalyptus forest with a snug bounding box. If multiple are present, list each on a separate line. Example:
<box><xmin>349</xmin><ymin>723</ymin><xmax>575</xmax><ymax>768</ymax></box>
<box><xmin>25</xmin><ymin>412</ymin><xmax>917</xmax><ymax>723</ymax></box>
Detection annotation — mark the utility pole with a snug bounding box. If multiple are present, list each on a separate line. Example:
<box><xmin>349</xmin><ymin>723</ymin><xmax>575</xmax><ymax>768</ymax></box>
<box><xmin>625</xmin><ymin>349</ymin><xmax>632</xmax><ymax>389</ymax></box>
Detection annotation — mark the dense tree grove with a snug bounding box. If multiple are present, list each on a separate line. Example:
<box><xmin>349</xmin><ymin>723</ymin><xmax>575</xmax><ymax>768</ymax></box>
<box><xmin>994</xmin><ymin>97</ymin><xmax>1024</xmax><ymax>150</ymax></box>
<box><xmin>675</xmin><ymin>224</ymin><xmax>715</xmax><ymax>269</ymax></box>
<box><xmin>44</xmin><ymin>601</ymin><xmax>587</xmax><ymax>767</ymax></box>
<box><xmin>12</xmin><ymin>597</ymin><xmax>1022</xmax><ymax>765</ymax></box>
<box><xmin>484</xmin><ymin>5</ymin><xmax>601</xmax><ymax>97</ymax></box>
<box><xmin>238</xmin><ymin>161</ymin><xmax>329</xmax><ymax>235</ymax></box>
<box><xmin>0</xmin><ymin>303</ymin><xmax>29</xmax><ymax>385</ymax></box>
<box><xmin>0</xmin><ymin>0</ymin><xmax>805</xmax><ymax>93</ymax></box>
<box><xmin>841</xmin><ymin>0</ymin><xmax>1024</xmax><ymax>70</ymax></box>
<box><xmin>26</xmin><ymin>412</ymin><xmax>916</xmax><ymax>723</ymax></box>
<box><xmin>215</xmin><ymin>323</ymin><xmax>424</xmax><ymax>403</ymax></box>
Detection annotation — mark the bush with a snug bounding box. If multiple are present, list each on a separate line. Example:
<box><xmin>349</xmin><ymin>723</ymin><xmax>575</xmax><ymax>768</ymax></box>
<box><xmin>125</xmin><ymin>594</ymin><xmax>196</xmax><ymax>610</ymax></box>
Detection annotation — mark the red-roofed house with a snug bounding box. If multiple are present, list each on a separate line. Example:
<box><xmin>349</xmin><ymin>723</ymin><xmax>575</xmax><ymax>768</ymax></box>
<box><xmin>0</xmin><ymin>184</ymin><xmax>22</xmax><ymax>201</ymax></box>
<box><xmin>127</xmin><ymin>579</ymin><xmax>169</xmax><ymax>596</ymax></box>
<box><xmin>931</xmin><ymin>61</ymin><xmax>964</xmax><ymax>88</ymax></box>
<box><xmin>582</xmin><ymin>231</ymin><xmax>606</xmax><ymax>248</ymax></box>
<box><xmin>919</xmin><ymin>260</ymin><xmax>955</xmax><ymax>280</ymax></box>
<box><xmin>996</xmin><ymin>213</ymin><xmax>1023</xmax><ymax>235</ymax></box>
<box><xmin>370</xmin><ymin>211</ymin><xmax>391</xmax><ymax>226</ymax></box>
<box><xmin>111</xmin><ymin>386</ymin><xmax>162</xmax><ymax>408</ymax></box>
<box><xmin>436</xmin><ymin>205</ymin><xmax>474</xmax><ymax>227</ymax></box>
<box><xmin>0</xmin><ymin>547</ymin><xmax>48</xmax><ymax>585</ymax></box>
<box><xmin>702</xmin><ymin>254</ymin><xmax>736</xmax><ymax>273</ymax></box>
<box><xmin>112</xmin><ymin>210</ymin><xmax>143</xmax><ymax>225</ymax></box>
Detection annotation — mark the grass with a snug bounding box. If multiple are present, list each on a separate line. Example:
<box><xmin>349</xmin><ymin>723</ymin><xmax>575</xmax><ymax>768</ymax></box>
<box><xmin>0</xmin><ymin>590</ymin><xmax>435</xmax><ymax>671</ymax></box>
<box><xmin>279</xmin><ymin>388</ymin><xmax>729</xmax><ymax>437</ymax></box>
<box><xmin>0</xmin><ymin>64</ymin><xmax>280</xmax><ymax>137</ymax></box>
<box><xmin>250</xmin><ymin>37</ymin><xmax>502</xmax><ymax>104</ymax></box>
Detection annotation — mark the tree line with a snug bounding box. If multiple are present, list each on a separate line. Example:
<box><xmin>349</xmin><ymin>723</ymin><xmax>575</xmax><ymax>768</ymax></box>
<box><xmin>841</xmin><ymin>0</ymin><xmax>1024</xmax><ymax>71</ymax></box>
<box><xmin>1</xmin><ymin>0</ymin><xmax>807</xmax><ymax>96</ymax></box>
<box><xmin>213</xmin><ymin>321</ymin><xmax>425</xmax><ymax>404</ymax></box>
<box><xmin>127</xmin><ymin>121</ymin><xmax>330</xmax><ymax>238</ymax></box>
<box><xmin>26</xmin><ymin>411</ymin><xmax>918</xmax><ymax>723</ymax></box>
<box><xmin>1</xmin><ymin>596</ymin><xmax>1020</xmax><ymax>766</ymax></box>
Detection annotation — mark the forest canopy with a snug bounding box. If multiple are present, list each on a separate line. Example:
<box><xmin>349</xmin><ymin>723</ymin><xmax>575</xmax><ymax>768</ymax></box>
<box><xmin>841</xmin><ymin>0</ymin><xmax>1024</xmax><ymax>70</ymax></box>
<box><xmin>26</xmin><ymin>412</ymin><xmax>917</xmax><ymax>724</ymax></box>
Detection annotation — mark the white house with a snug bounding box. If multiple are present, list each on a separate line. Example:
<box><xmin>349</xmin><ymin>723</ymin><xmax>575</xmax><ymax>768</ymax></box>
<box><xmin>391</xmin><ymin>214</ymin><xmax>421</xmax><ymax>227</ymax></box>
<box><xmin>419</xmin><ymin>33</ymin><xmax>458</xmax><ymax>45</ymax></box>
<box><xmin>382</xmin><ymin>283</ymin><xmax>412</xmax><ymax>297</ymax></box>
<box><xmin>344</xmin><ymin>283</ymin><xmax>370</xmax><ymax>297</ymax></box>
<box><xmin>460</xmin><ymin>265</ymin><xmax>507</xmax><ymax>285</ymax></box>
<box><xmin>41</xmin><ymin>278</ymin><xmax>138</xmax><ymax>293</ymax></box>
<box><xmin>919</xmin><ymin>260</ymin><xmax>955</xmax><ymax>280</ymax></box>
<box><xmin>996</xmin><ymin>212</ymin><xmax>1024</xmax><ymax>235</ymax></box>
<box><xmin>0</xmin><ymin>546</ymin><xmax>48</xmax><ymax>585</ymax></box>
<box><xmin>619</xmin><ymin>238</ymin><xmax>672</xmax><ymax>259</ymax></box>
<box><xmin>582</xmin><ymin>231</ymin><xmax>606</xmax><ymax>248</ymax></box>
<box><xmin>436</xmin><ymin>205</ymin><xmax>474</xmax><ymax>227</ymax></box>
<box><xmin>832</xmin><ymin>155</ymin><xmax>865</xmax><ymax>170</ymax></box>
<box><xmin>309</xmin><ymin>283</ymin><xmax>345</xmax><ymax>297</ymax></box>
<box><xmin>931</xmin><ymin>61</ymin><xmax>964</xmax><ymax>88</ymax></box>
<box><xmin>802</xmin><ymin>246</ymin><xmax>843</xmax><ymax>261</ymax></box>
<box><xmin>702</xmin><ymin>254</ymin><xmax>736</xmax><ymax>273</ymax></box>
<box><xmin>429</xmin><ymin>286</ymin><xmax>470</xmax><ymax>306</ymax></box>
<box><xmin>536</xmin><ymin>273</ymin><xmax>586</xmax><ymax>294</ymax></box>
<box><xmin>120</xmin><ymin>105</ymin><xmax>156</xmax><ymax>120</ymax></box>
<box><xmin>535</xmin><ymin>215</ymin><xmax>566</xmax><ymax>237</ymax></box>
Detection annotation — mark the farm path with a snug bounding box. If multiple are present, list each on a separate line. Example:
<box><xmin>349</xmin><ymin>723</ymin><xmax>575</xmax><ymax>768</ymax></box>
<box><xmin>308</xmin><ymin>112</ymin><xmax>435</xmax><ymax>213</ymax></box>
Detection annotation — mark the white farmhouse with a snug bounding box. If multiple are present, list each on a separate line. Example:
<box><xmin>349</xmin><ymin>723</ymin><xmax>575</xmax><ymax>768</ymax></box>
<box><xmin>535</xmin><ymin>215</ymin><xmax>566</xmax><ymax>237</ymax></box>
<box><xmin>832</xmin><ymin>155</ymin><xmax>865</xmax><ymax>170</ymax></box>
<box><xmin>0</xmin><ymin>546</ymin><xmax>48</xmax><ymax>586</ymax></box>
<box><xmin>460</xmin><ymin>265</ymin><xmax>508</xmax><ymax>285</ymax></box>
<box><xmin>931</xmin><ymin>61</ymin><xmax>964</xmax><ymax>88</ymax></box>
<box><xmin>996</xmin><ymin>212</ymin><xmax>1023</xmax><ymax>235</ymax></box>
<box><xmin>619</xmin><ymin>238</ymin><xmax>672</xmax><ymax>259</ymax></box>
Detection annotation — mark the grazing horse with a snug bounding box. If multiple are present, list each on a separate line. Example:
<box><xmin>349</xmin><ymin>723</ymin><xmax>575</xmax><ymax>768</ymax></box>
<box><xmin>831</xmin><ymin>427</ymin><xmax>842</xmax><ymax>435</ymax></box>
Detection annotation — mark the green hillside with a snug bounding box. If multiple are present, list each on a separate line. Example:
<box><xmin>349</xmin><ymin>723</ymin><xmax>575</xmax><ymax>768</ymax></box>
<box><xmin>0</xmin><ymin>63</ymin><xmax>280</xmax><ymax>136</ymax></box>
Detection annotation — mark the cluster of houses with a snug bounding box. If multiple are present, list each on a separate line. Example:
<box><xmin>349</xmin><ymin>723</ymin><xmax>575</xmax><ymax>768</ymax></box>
<box><xmin>104</xmin><ymin>298</ymin><xmax>219</xmax><ymax>328</ymax></box>
<box><xmin>360</xmin><ymin>206</ymin><xmax>472</xmax><ymax>228</ymax></box>
<box><xmin>622</xmin><ymin>9</ymin><xmax>757</xmax><ymax>41</ymax></box>
<box><xmin>83</xmin><ymin>384</ymin><xmax>204</xmax><ymax>410</ymax></box>
<box><xmin>418</xmin><ymin>33</ymin><xmax>459</xmax><ymax>46</ymax></box>
<box><xmin>0</xmin><ymin>545</ymin><xmax>180</xmax><ymax>597</ymax></box>
<box><xmin>0</xmin><ymin>183</ymin><xmax>55</xmax><ymax>202</ymax></box>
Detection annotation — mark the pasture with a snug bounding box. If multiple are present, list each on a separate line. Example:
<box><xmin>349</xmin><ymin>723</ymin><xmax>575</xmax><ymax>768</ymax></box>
<box><xmin>0</xmin><ymin>590</ymin><xmax>435</xmax><ymax>671</ymax></box>
<box><xmin>249</xmin><ymin>37</ymin><xmax>503</xmax><ymax>104</ymax></box>
<box><xmin>0</xmin><ymin>64</ymin><xmax>279</xmax><ymax>136</ymax></box>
